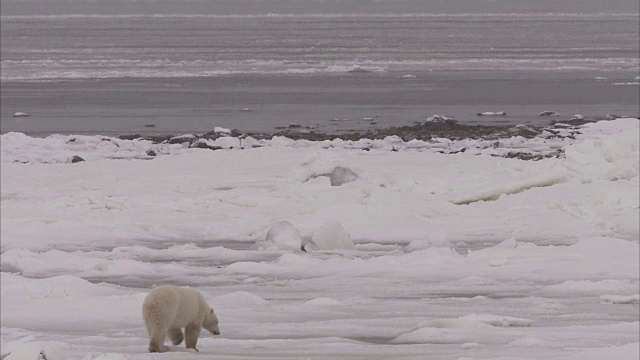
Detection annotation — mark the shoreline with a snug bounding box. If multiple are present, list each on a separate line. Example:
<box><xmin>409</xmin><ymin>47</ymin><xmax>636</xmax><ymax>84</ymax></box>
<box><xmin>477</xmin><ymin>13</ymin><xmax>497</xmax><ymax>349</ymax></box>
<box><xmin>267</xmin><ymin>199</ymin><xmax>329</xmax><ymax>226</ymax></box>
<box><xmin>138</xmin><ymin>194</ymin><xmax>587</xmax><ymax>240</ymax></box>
<box><xmin>119</xmin><ymin>117</ymin><xmax>590</xmax><ymax>143</ymax></box>
<box><xmin>2</xmin><ymin>72</ymin><xmax>639</xmax><ymax>137</ymax></box>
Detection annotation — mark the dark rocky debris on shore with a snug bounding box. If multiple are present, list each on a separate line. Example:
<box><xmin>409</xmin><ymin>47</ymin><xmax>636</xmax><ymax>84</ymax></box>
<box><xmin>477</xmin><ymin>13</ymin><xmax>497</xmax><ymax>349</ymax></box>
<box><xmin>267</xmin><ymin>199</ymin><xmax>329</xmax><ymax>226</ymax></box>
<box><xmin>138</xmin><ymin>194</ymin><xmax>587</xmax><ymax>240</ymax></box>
<box><xmin>120</xmin><ymin>120</ymin><xmax>580</xmax><ymax>144</ymax></box>
<box><xmin>116</xmin><ymin>117</ymin><xmax>635</xmax><ymax>160</ymax></box>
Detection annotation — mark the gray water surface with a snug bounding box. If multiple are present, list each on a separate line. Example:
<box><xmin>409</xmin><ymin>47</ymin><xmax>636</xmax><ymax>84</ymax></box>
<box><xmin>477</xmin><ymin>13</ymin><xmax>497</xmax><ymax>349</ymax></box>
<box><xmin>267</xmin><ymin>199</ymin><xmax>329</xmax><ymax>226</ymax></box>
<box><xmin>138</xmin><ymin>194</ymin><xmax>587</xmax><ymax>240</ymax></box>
<box><xmin>1</xmin><ymin>0</ymin><xmax>638</xmax><ymax>136</ymax></box>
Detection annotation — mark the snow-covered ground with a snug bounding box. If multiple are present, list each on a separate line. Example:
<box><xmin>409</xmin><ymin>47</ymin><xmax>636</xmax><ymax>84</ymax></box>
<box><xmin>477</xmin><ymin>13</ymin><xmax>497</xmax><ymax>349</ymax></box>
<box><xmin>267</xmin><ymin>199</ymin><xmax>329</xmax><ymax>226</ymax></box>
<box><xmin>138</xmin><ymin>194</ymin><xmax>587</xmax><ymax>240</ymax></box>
<box><xmin>1</xmin><ymin>119</ymin><xmax>638</xmax><ymax>359</ymax></box>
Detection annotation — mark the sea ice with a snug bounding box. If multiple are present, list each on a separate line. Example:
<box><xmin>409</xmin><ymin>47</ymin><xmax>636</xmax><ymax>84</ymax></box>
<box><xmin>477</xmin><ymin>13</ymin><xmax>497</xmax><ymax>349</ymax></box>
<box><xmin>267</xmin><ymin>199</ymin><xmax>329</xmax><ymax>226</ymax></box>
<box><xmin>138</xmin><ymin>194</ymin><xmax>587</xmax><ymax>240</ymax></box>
<box><xmin>308</xmin><ymin>221</ymin><xmax>354</xmax><ymax>250</ymax></box>
<box><xmin>600</xmin><ymin>294</ymin><xmax>640</xmax><ymax>304</ymax></box>
<box><xmin>214</xmin><ymin>126</ymin><xmax>231</xmax><ymax>135</ymax></box>
<box><xmin>0</xmin><ymin>118</ymin><xmax>638</xmax><ymax>359</ymax></box>
<box><xmin>458</xmin><ymin>314</ymin><xmax>533</xmax><ymax>327</ymax></box>
<box><xmin>3</xmin><ymin>342</ymin><xmax>63</xmax><ymax>360</ymax></box>
<box><xmin>477</xmin><ymin>111</ymin><xmax>506</xmax><ymax>116</ymax></box>
<box><xmin>425</xmin><ymin>114</ymin><xmax>454</xmax><ymax>123</ymax></box>
<box><xmin>304</xmin><ymin>297</ymin><xmax>341</xmax><ymax>306</ymax></box>
<box><xmin>265</xmin><ymin>221</ymin><xmax>304</xmax><ymax>251</ymax></box>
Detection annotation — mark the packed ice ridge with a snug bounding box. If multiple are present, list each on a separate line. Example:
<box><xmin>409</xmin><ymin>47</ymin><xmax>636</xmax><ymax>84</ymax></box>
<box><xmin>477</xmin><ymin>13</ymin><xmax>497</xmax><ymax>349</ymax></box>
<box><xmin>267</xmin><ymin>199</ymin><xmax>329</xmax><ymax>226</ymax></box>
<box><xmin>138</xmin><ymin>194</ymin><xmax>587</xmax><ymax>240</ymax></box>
<box><xmin>3</xmin><ymin>118</ymin><xmax>638</xmax><ymax>165</ymax></box>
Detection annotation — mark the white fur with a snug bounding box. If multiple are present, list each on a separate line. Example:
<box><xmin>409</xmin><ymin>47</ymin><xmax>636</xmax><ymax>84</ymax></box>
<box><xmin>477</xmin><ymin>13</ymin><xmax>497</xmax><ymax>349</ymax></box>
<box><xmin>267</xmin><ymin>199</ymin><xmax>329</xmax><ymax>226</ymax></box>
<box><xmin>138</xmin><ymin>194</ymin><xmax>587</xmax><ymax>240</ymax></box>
<box><xmin>142</xmin><ymin>285</ymin><xmax>220</xmax><ymax>353</ymax></box>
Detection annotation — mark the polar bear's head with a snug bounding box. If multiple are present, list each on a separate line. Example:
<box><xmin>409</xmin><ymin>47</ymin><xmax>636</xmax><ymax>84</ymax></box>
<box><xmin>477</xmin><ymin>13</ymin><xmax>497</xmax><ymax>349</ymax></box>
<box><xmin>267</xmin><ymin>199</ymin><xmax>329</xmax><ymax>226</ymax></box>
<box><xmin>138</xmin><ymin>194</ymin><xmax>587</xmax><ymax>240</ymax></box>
<box><xmin>203</xmin><ymin>307</ymin><xmax>220</xmax><ymax>335</ymax></box>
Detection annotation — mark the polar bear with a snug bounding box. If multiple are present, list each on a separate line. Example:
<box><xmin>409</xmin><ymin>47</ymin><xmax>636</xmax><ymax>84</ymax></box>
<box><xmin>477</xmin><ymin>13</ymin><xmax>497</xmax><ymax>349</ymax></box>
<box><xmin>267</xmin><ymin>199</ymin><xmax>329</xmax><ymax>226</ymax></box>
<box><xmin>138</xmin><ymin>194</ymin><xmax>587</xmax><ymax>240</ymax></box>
<box><xmin>142</xmin><ymin>285</ymin><xmax>220</xmax><ymax>353</ymax></box>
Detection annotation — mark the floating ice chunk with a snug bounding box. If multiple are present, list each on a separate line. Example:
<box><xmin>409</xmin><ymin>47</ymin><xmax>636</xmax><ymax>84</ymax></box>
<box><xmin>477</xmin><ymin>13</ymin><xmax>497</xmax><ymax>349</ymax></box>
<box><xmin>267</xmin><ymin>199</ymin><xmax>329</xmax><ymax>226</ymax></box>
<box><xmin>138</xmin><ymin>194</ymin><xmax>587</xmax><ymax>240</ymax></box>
<box><xmin>401</xmin><ymin>74</ymin><xmax>416</xmax><ymax>78</ymax></box>
<box><xmin>329</xmin><ymin>166</ymin><xmax>359</xmax><ymax>186</ymax></box>
<box><xmin>571</xmin><ymin>114</ymin><xmax>585</xmax><ymax>121</ymax></box>
<box><xmin>191</xmin><ymin>138</ymin><xmax>222</xmax><ymax>150</ymax></box>
<box><xmin>212</xmin><ymin>136</ymin><xmax>241</xmax><ymax>149</ymax></box>
<box><xmin>13</xmin><ymin>112</ymin><xmax>31</xmax><ymax>117</ymax></box>
<box><xmin>269</xmin><ymin>136</ymin><xmax>295</xmax><ymax>147</ymax></box>
<box><xmin>214</xmin><ymin>126</ymin><xmax>231</xmax><ymax>135</ymax></box>
<box><xmin>265</xmin><ymin>221</ymin><xmax>304</xmax><ymax>251</ymax></box>
<box><xmin>405</xmin><ymin>232</ymin><xmax>451</xmax><ymax>251</ymax></box>
<box><xmin>477</xmin><ymin>111</ymin><xmax>506</xmax><ymax>117</ymax></box>
<box><xmin>381</xmin><ymin>135</ymin><xmax>404</xmax><ymax>149</ymax></box>
<box><xmin>239</xmin><ymin>136</ymin><xmax>261</xmax><ymax>149</ymax></box>
<box><xmin>309</xmin><ymin>221</ymin><xmax>354</xmax><ymax>250</ymax></box>
<box><xmin>539</xmin><ymin>111</ymin><xmax>560</xmax><ymax>117</ymax></box>
<box><xmin>459</xmin><ymin>314</ymin><xmax>533</xmax><ymax>327</ymax></box>
<box><xmin>425</xmin><ymin>114</ymin><xmax>454</xmax><ymax>123</ymax></box>
<box><xmin>295</xmin><ymin>154</ymin><xmax>359</xmax><ymax>186</ymax></box>
<box><xmin>348</xmin><ymin>66</ymin><xmax>372</xmax><ymax>73</ymax></box>
<box><xmin>595</xmin><ymin>76</ymin><xmax>608</xmax><ymax>81</ymax></box>
<box><xmin>168</xmin><ymin>134</ymin><xmax>196</xmax><ymax>145</ymax></box>
<box><xmin>242</xmin><ymin>108</ymin><xmax>253</xmax><ymax>112</ymax></box>
<box><xmin>600</xmin><ymin>294</ymin><xmax>640</xmax><ymax>304</ymax></box>
<box><xmin>304</xmin><ymin>297</ymin><xmax>341</xmax><ymax>306</ymax></box>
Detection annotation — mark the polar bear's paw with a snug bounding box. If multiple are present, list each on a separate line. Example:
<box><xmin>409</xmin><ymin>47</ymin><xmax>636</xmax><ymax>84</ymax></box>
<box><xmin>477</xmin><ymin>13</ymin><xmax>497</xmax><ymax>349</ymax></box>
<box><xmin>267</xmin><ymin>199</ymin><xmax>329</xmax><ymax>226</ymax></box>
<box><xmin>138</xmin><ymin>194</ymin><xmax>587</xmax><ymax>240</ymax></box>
<box><xmin>148</xmin><ymin>344</ymin><xmax>170</xmax><ymax>353</ymax></box>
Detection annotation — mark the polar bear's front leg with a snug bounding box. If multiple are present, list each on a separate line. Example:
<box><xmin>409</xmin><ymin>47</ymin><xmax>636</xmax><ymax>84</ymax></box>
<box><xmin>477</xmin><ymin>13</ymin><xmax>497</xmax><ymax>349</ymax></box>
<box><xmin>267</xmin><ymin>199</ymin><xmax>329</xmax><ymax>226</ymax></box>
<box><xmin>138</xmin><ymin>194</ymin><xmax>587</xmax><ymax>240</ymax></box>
<box><xmin>185</xmin><ymin>324</ymin><xmax>201</xmax><ymax>351</ymax></box>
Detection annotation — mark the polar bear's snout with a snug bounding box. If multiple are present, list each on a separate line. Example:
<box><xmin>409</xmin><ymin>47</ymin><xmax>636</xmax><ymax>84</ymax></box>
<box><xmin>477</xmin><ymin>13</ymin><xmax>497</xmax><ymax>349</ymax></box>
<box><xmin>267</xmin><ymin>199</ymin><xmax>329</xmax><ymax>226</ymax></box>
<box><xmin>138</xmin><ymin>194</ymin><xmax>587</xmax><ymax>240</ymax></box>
<box><xmin>204</xmin><ymin>321</ymin><xmax>220</xmax><ymax>335</ymax></box>
<box><xmin>204</xmin><ymin>307</ymin><xmax>221</xmax><ymax>336</ymax></box>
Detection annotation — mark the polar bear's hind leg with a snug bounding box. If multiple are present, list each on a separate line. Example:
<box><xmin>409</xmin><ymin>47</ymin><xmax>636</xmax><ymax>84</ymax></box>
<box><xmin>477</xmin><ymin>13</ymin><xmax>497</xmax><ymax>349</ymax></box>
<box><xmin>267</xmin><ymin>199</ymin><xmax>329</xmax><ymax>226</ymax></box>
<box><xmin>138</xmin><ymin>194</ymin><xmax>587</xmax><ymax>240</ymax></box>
<box><xmin>168</xmin><ymin>328</ymin><xmax>184</xmax><ymax>345</ymax></box>
<box><xmin>148</xmin><ymin>328</ymin><xmax>170</xmax><ymax>353</ymax></box>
